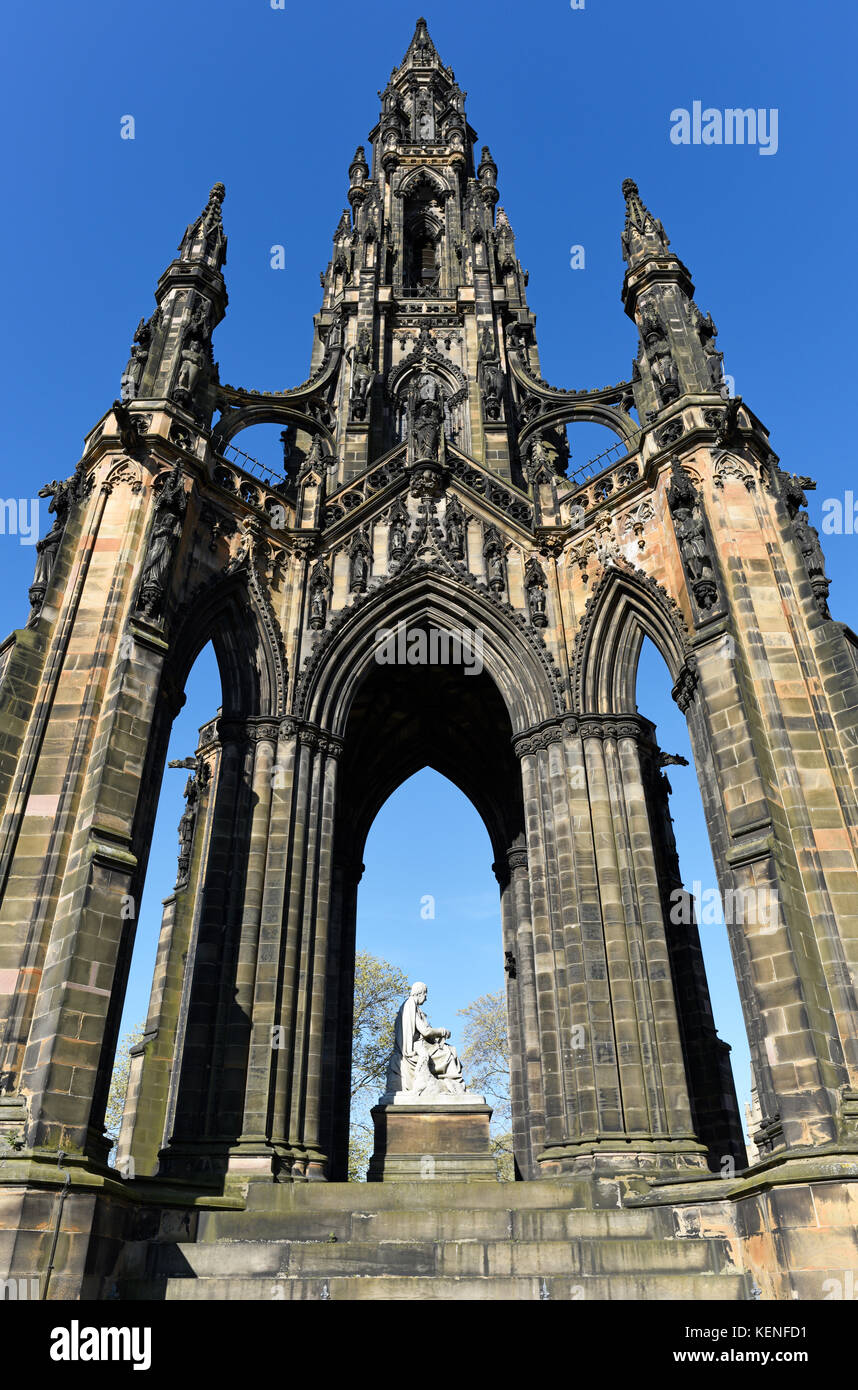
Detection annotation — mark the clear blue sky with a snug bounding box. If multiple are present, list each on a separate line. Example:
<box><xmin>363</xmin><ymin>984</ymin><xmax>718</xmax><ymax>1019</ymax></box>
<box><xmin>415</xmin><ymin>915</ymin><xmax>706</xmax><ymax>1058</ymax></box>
<box><xmin>2</xmin><ymin>0</ymin><xmax>855</xmax><ymax>1137</ymax></box>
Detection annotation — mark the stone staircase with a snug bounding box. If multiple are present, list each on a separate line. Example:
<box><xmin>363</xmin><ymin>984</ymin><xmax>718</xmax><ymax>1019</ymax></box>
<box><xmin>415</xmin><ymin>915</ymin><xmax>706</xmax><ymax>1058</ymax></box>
<box><xmin>115</xmin><ymin>1179</ymin><xmax>753</xmax><ymax>1300</ymax></box>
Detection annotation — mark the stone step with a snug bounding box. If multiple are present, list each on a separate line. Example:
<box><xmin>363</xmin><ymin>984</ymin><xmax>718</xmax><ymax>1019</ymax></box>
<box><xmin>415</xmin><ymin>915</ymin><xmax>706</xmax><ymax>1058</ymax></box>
<box><xmin>198</xmin><ymin>1202</ymin><xmax>675</xmax><ymax>1245</ymax></box>
<box><xmin>120</xmin><ymin>1271</ymin><xmax>751</xmax><ymax>1301</ymax></box>
<box><xmin>149</xmin><ymin>1234</ymin><xmax>736</xmax><ymax>1280</ymax></box>
<box><xmin>242</xmin><ymin>1178</ymin><xmax>599</xmax><ymax>1213</ymax></box>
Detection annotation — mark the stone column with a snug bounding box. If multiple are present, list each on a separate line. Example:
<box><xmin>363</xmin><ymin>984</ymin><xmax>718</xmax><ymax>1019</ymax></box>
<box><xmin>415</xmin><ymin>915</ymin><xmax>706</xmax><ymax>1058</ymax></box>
<box><xmin>222</xmin><ymin>718</ymin><xmax>280</xmax><ymax>1175</ymax></box>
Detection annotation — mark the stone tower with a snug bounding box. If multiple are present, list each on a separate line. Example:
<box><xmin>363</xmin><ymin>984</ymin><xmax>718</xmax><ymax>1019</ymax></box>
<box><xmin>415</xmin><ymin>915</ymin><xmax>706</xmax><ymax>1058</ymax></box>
<box><xmin>1</xmin><ymin>18</ymin><xmax>856</xmax><ymax>1300</ymax></box>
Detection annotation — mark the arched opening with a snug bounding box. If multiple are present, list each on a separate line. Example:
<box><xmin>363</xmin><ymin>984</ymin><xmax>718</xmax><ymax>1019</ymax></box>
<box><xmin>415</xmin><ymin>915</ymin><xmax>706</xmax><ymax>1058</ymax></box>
<box><xmin>563</xmin><ymin>420</ymin><xmax>632</xmax><ymax>479</ymax></box>
<box><xmin>571</xmin><ymin>564</ymin><xmax>749</xmax><ymax>1170</ymax></box>
<box><xmin>405</xmin><ymin>227</ymin><xmax>440</xmax><ymax>289</ymax></box>
<box><xmin>348</xmin><ymin>768</ymin><xmax>505</xmax><ymax>1180</ymax></box>
<box><xmin>635</xmin><ymin>635</ymin><xmax>751</xmax><ymax>1166</ymax></box>
<box><xmin>108</xmin><ymin>642</ymin><xmax>222</xmax><ymax>1166</ymax></box>
<box><xmin>215</xmin><ymin>422</ymin><xmax>295</xmax><ymax>486</ymax></box>
<box><xmin>321</xmin><ymin>630</ymin><xmax>527</xmax><ymax>1180</ymax></box>
<box><xmin>106</xmin><ymin>575</ymin><xmax>284</xmax><ymax>1182</ymax></box>
<box><xmin>401</xmin><ymin>176</ymin><xmax>446</xmax><ymax>292</ymax></box>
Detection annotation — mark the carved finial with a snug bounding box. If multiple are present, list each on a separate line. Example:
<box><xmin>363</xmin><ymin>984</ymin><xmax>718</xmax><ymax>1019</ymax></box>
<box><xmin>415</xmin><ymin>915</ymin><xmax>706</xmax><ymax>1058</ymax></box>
<box><xmin>400</xmin><ymin>15</ymin><xmax>439</xmax><ymax>69</ymax></box>
<box><xmin>621</xmin><ymin>177</ymin><xmax>669</xmax><ymax>263</ymax></box>
<box><xmin>179</xmin><ymin>182</ymin><xmax>227</xmax><ymax>269</ymax></box>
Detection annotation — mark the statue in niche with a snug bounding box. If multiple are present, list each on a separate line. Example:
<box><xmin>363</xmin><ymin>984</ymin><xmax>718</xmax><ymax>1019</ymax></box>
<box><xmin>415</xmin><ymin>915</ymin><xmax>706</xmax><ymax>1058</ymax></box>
<box><xmin>136</xmin><ymin>468</ymin><xmax>187</xmax><ymax>619</ymax></box>
<box><xmin>174</xmin><ymin>302</ymin><xmax>211</xmax><ymax>410</ymax></box>
<box><xmin>382</xmin><ymin>982</ymin><xmax>472</xmax><ymax>1099</ymax></box>
<box><xmin>349</xmin><ymin>536</ymin><xmax>371</xmax><ymax>593</ymax></box>
<box><xmin>310</xmin><ymin>586</ymin><xmax>327</xmax><ymax>629</ymax></box>
<box><xmin>308</xmin><ymin>556</ymin><xmax>331</xmax><ymax>630</ymax></box>
<box><xmin>478</xmin><ymin>327</ymin><xmax>503</xmax><ymax>420</ymax></box>
<box><xmin>409</xmin><ymin>373</ymin><xmax>443</xmax><ymax>462</ymax></box>
<box><xmin>667</xmin><ymin>464</ymin><xmax>718</xmax><ymax>611</ymax></box>
<box><xmin>649</xmin><ymin>347</ymin><xmax>679</xmax><ymax>405</ymax></box>
<box><xmin>416</xmin><ymin>92</ymin><xmax>434</xmax><ymax>141</ymax></box>
<box><xmin>351</xmin><ymin>328</ymin><xmax>373</xmax><ymax>420</ymax></box>
<box><xmin>388</xmin><ymin>504</ymin><xmax>408</xmax><ymax>562</ymax></box>
<box><xmin>444</xmin><ymin>499</ymin><xmax>464</xmax><ymax>558</ymax></box>
<box><xmin>120</xmin><ymin>312</ymin><xmax>157</xmax><ymax>403</ymax></box>
<box><xmin>702</xmin><ymin>335</ymin><xmax>725</xmax><ymax>390</ymax></box>
<box><xmin>673</xmin><ymin>505</ymin><xmax>711</xmax><ymax>583</ymax></box>
<box><xmin>417</xmin><ymin>371</ymin><xmax>440</xmax><ymax>405</ymax></box>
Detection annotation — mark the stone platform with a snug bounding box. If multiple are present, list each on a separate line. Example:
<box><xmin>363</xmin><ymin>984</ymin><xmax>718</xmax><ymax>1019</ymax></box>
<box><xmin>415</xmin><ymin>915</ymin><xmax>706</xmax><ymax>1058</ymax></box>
<box><xmin>367</xmin><ymin>1098</ymin><xmax>497</xmax><ymax>1182</ymax></box>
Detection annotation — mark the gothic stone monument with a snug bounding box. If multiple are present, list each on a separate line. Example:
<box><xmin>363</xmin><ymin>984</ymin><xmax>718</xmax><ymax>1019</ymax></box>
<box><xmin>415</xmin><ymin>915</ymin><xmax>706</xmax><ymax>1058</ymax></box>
<box><xmin>0</xmin><ymin>19</ymin><xmax>857</xmax><ymax>1300</ymax></box>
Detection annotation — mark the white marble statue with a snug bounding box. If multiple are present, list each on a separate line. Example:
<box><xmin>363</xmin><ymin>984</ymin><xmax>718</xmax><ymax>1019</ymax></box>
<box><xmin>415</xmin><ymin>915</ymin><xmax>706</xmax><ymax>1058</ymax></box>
<box><xmin>381</xmin><ymin>982</ymin><xmax>481</xmax><ymax>1103</ymax></box>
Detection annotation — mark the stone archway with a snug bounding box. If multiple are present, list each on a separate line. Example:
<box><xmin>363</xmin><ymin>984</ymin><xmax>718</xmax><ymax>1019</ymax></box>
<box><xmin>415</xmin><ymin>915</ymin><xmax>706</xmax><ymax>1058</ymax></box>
<box><xmin>290</xmin><ymin>566</ymin><xmax>562</xmax><ymax>1178</ymax></box>
<box><xmin>116</xmin><ymin>576</ymin><xmax>288</xmax><ymax>1181</ymax></box>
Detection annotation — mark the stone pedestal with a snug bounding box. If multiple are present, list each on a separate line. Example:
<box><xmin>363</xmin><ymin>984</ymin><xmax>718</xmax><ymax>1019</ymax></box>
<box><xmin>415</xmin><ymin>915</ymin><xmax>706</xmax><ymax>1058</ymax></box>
<box><xmin>367</xmin><ymin>1097</ymin><xmax>496</xmax><ymax>1182</ymax></box>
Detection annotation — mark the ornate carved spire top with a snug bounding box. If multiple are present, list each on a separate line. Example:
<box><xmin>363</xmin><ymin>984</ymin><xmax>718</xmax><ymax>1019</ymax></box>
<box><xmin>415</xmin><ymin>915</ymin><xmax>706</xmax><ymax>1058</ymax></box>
<box><xmin>620</xmin><ymin>177</ymin><xmax>669</xmax><ymax>265</ymax></box>
<box><xmin>179</xmin><ymin>183</ymin><xmax>227</xmax><ymax>270</ymax></box>
<box><xmin>398</xmin><ymin>16</ymin><xmax>441</xmax><ymax>71</ymax></box>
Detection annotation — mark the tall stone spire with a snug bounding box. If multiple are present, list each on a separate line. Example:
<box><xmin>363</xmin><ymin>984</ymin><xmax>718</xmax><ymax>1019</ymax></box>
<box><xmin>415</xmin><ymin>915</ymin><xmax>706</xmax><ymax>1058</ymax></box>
<box><xmin>119</xmin><ymin>184</ymin><xmax>229</xmax><ymax>425</ymax></box>
<box><xmin>621</xmin><ymin>178</ymin><xmax>727</xmax><ymax>414</ymax></box>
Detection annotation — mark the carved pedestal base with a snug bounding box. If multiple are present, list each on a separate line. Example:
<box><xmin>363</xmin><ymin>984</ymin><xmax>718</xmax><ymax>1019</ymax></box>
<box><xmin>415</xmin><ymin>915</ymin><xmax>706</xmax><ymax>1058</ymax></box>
<box><xmin>367</xmin><ymin>1100</ymin><xmax>496</xmax><ymax>1182</ymax></box>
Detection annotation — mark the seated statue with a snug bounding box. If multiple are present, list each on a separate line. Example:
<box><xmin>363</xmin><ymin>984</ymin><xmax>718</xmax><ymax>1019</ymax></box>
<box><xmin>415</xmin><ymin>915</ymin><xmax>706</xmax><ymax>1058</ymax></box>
<box><xmin>383</xmin><ymin>982</ymin><xmax>468</xmax><ymax>1099</ymax></box>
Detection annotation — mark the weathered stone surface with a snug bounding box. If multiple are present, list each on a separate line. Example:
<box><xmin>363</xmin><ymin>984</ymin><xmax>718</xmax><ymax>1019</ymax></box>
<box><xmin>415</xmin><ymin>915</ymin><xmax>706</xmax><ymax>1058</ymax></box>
<box><xmin>0</xmin><ymin>17</ymin><xmax>856</xmax><ymax>1300</ymax></box>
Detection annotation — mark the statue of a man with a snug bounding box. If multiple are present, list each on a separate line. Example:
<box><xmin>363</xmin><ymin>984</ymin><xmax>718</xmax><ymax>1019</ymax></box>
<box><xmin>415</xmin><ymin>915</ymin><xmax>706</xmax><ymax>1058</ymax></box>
<box><xmin>351</xmin><ymin>329</ymin><xmax>373</xmax><ymax>419</ymax></box>
<box><xmin>384</xmin><ymin>982</ymin><xmax>466</xmax><ymax>1098</ymax></box>
<box><xmin>672</xmin><ymin>503</ymin><xmax>712</xmax><ymax>581</ymax></box>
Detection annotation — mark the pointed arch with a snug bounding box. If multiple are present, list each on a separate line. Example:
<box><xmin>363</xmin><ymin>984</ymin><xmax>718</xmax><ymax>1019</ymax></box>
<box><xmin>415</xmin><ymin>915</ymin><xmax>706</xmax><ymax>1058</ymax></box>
<box><xmin>395</xmin><ymin>165</ymin><xmax>453</xmax><ymax>201</ymax></box>
<box><xmin>294</xmin><ymin>563</ymin><xmax>565</xmax><ymax>736</ymax></box>
<box><xmin>167</xmin><ymin>572</ymin><xmax>287</xmax><ymax>719</ymax></box>
<box><xmin>571</xmin><ymin>562</ymin><xmax>693</xmax><ymax>715</ymax></box>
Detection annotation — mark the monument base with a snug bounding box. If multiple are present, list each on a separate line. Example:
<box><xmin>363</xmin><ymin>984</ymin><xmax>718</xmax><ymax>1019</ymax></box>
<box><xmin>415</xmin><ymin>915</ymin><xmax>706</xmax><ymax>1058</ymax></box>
<box><xmin>367</xmin><ymin>1100</ymin><xmax>497</xmax><ymax>1182</ymax></box>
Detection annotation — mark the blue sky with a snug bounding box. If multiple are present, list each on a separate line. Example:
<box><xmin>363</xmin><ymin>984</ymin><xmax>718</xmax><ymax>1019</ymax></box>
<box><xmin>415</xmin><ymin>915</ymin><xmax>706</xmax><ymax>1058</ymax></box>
<box><xmin>2</xmin><ymin>0</ymin><xmax>855</xmax><ymax>1136</ymax></box>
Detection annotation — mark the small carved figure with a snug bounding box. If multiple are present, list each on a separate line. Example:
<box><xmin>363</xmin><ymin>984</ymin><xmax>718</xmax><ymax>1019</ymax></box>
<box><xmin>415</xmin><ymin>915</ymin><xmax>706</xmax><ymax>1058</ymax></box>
<box><xmin>478</xmin><ymin>327</ymin><xmax>503</xmax><ymax>420</ymax></box>
<box><xmin>310</xmin><ymin>585</ymin><xmax>327</xmax><ymax>629</ymax></box>
<box><xmin>703</xmin><ymin>335</ymin><xmax>725</xmax><ymax>390</ymax></box>
<box><xmin>650</xmin><ymin>349</ymin><xmax>679</xmax><ymax>404</ymax></box>
<box><xmin>120</xmin><ymin>314</ymin><xmax>155</xmax><ymax>403</ymax></box>
<box><xmin>445</xmin><ymin>500</ymin><xmax>464</xmax><ymax>558</ymax></box>
<box><xmin>349</xmin><ymin>541</ymin><xmax>370</xmax><ymax>593</ymax></box>
<box><xmin>351</xmin><ymin>328</ymin><xmax>374</xmax><ymax>420</ymax></box>
<box><xmin>28</xmin><ymin>470</ymin><xmax>86</xmax><ymax>624</ymax></box>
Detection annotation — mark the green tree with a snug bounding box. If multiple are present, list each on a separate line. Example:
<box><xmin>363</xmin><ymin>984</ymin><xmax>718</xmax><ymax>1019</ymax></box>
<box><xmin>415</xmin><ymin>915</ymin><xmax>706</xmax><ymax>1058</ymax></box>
<box><xmin>458</xmin><ymin>990</ymin><xmax>514</xmax><ymax>1180</ymax></box>
<box><xmin>349</xmin><ymin>952</ymin><xmax>409</xmax><ymax>1180</ymax></box>
<box><xmin>105</xmin><ymin>1020</ymin><xmax>145</xmax><ymax>1162</ymax></box>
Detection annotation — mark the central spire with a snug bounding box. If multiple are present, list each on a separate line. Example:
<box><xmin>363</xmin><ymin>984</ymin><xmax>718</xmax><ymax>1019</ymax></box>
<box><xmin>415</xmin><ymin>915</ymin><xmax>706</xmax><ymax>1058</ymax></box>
<box><xmin>396</xmin><ymin>16</ymin><xmax>444</xmax><ymax>73</ymax></box>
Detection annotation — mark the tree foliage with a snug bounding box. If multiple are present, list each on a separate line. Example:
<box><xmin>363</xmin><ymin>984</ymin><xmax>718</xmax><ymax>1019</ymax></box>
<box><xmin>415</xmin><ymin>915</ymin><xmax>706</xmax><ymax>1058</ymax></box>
<box><xmin>105</xmin><ymin>1020</ymin><xmax>145</xmax><ymax>1158</ymax></box>
<box><xmin>349</xmin><ymin>951</ymin><xmax>409</xmax><ymax>1180</ymax></box>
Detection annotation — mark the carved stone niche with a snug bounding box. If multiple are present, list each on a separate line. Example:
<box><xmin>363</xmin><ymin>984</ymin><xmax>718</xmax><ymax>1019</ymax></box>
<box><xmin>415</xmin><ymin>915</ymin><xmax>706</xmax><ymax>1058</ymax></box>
<box><xmin>524</xmin><ymin>555</ymin><xmax>549</xmax><ymax>628</ymax></box>
<box><xmin>308</xmin><ymin>557</ymin><xmax>331</xmax><ymax>630</ymax></box>
<box><xmin>666</xmin><ymin>461</ymin><xmax>719</xmax><ymax>615</ymax></box>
